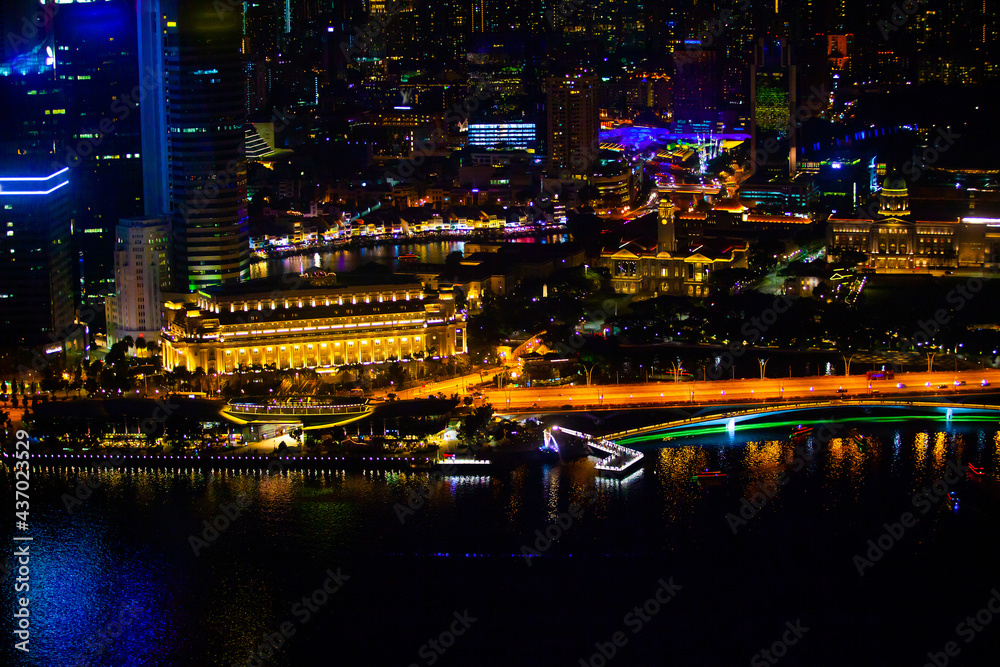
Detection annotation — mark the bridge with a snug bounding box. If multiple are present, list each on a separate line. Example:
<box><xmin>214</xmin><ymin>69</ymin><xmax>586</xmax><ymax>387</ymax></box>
<box><xmin>221</xmin><ymin>397</ymin><xmax>374</xmax><ymax>429</ymax></box>
<box><xmin>604</xmin><ymin>399</ymin><xmax>1000</xmax><ymax>442</ymax></box>
<box><xmin>502</xmin><ymin>331</ymin><xmax>547</xmax><ymax>366</ymax></box>
<box><xmin>549</xmin><ymin>426</ymin><xmax>643</xmax><ymax>476</ymax></box>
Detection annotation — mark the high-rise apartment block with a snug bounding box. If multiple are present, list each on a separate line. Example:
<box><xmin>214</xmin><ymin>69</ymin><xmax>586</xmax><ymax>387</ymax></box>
<box><xmin>546</xmin><ymin>73</ymin><xmax>599</xmax><ymax>176</ymax></box>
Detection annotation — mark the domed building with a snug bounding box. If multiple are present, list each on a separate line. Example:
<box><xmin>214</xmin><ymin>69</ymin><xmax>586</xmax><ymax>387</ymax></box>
<box><xmin>828</xmin><ymin>168</ymin><xmax>1000</xmax><ymax>274</ymax></box>
<box><xmin>878</xmin><ymin>172</ymin><xmax>910</xmax><ymax>217</ymax></box>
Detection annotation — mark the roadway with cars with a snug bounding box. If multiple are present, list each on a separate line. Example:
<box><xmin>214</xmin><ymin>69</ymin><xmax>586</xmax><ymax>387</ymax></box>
<box><xmin>480</xmin><ymin>370</ymin><xmax>1000</xmax><ymax>411</ymax></box>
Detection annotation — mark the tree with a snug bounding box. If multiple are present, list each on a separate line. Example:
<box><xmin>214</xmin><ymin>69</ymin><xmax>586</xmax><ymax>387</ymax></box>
<box><xmin>459</xmin><ymin>405</ymin><xmax>494</xmax><ymax>448</ymax></box>
<box><xmin>748</xmin><ymin>238</ymin><xmax>786</xmax><ymax>275</ymax></box>
<box><xmin>577</xmin><ymin>336</ymin><xmax>620</xmax><ymax>385</ymax></box>
<box><xmin>453</xmin><ymin>287</ymin><xmax>467</xmax><ymax>311</ymax></box>
<box><xmin>836</xmin><ymin>248</ymin><xmax>867</xmax><ymax>268</ymax></box>
<box><xmin>826</xmin><ymin>304</ymin><xmax>868</xmax><ymax>376</ymax></box>
<box><xmin>387</xmin><ymin>361</ymin><xmax>408</xmax><ymax>388</ymax></box>
<box><xmin>164</xmin><ymin>412</ymin><xmax>203</xmax><ymax>452</ymax></box>
<box><xmin>192</xmin><ymin>366</ymin><xmax>207</xmax><ymax>392</ymax></box>
<box><xmin>444</xmin><ymin>251</ymin><xmax>464</xmax><ymax>280</ymax></box>
<box><xmin>172</xmin><ymin>365</ymin><xmax>192</xmax><ymax>390</ymax></box>
<box><xmin>707</xmin><ymin>268</ymin><xmax>756</xmax><ymax>296</ymax></box>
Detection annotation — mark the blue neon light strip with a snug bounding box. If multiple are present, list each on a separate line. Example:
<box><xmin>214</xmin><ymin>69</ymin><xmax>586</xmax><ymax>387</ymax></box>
<box><xmin>0</xmin><ymin>180</ymin><xmax>70</xmax><ymax>196</ymax></box>
<box><xmin>0</xmin><ymin>167</ymin><xmax>70</xmax><ymax>182</ymax></box>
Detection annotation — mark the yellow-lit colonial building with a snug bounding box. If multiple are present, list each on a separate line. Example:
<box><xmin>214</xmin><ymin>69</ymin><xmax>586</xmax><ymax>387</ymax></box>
<box><xmin>828</xmin><ymin>174</ymin><xmax>1000</xmax><ymax>272</ymax></box>
<box><xmin>599</xmin><ymin>199</ymin><xmax>749</xmax><ymax>298</ymax></box>
<box><xmin>160</xmin><ymin>274</ymin><xmax>466</xmax><ymax>372</ymax></box>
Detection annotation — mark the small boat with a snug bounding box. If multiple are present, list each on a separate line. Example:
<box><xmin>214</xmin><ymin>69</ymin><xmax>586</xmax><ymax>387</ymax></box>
<box><xmin>968</xmin><ymin>463</ymin><xmax>985</xmax><ymax>477</ymax></box>
<box><xmin>397</xmin><ymin>253</ymin><xmax>419</xmax><ymax>261</ymax></box>
<box><xmin>692</xmin><ymin>469</ymin><xmax>727</xmax><ymax>479</ymax></box>
<box><xmin>791</xmin><ymin>425</ymin><xmax>813</xmax><ymax>438</ymax></box>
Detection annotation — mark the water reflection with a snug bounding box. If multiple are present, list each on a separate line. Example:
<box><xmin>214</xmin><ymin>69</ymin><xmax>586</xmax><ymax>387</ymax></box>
<box><xmin>251</xmin><ymin>235</ymin><xmax>570</xmax><ymax>279</ymax></box>
<box><xmin>655</xmin><ymin>446</ymin><xmax>704</xmax><ymax>523</ymax></box>
<box><xmin>6</xmin><ymin>423</ymin><xmax>1000</xmax><ymax>666</ymax></box>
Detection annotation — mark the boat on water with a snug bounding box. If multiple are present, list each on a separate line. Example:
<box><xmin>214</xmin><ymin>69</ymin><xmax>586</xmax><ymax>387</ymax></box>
<box><xmin>791</xmin><ymin>425</ymin><xmax>813</xmax><ymax>438</ymax></box>
<box><xmin>692</xmin><ymin>469</ymin><xmax>726</xmax><ymax>486</ymax></box>
<box><xmin>846</xmin><ymin>428</ymin><xmax>866</xmax><ymax>447</ymax></box>
<box><xmin>968</xmin><ymin>463</ymin><xmax>985</xmax><ymax>477</ymax></box>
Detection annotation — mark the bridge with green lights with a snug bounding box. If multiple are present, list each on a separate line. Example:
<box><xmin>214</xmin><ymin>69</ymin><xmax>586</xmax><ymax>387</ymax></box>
<box><xmin>607</xmin><ymin>399</ymin><xmax>1000</xmax><ymax>444</ymax></box>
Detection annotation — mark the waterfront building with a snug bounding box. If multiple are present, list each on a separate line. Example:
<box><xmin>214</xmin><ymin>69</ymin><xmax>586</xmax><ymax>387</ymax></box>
<box><xmin>675</xmin><ymin>200</ymin><xmax>816</xmax><ymax>239</ymax></box>
<box><xmin>160</xmin><ymin>274</ymin><xmax>467</xmax><ymax>372</ymax></box>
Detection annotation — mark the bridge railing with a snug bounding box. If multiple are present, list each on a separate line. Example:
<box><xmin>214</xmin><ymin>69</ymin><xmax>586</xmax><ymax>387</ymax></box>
<box><xmin>226</xmin><ymin>404</ymin><xmax>370</xmax><ymax>416</ymax></box>
<box><xmin>605</xmin><ymin>399</ymin><xmax>1000</xmax><ymax>440</ymax></box>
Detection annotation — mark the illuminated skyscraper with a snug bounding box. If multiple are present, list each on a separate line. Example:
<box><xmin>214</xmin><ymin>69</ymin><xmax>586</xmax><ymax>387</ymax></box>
<box><xmin>546</xmin><ymin>73</ymin><xmax>598</xmax><ymax>175</ymax></box>
<box><xmin>166</xmin><ymin>0</ymin><xmax>250</xmax><ymax>291</ymax></box>
<box><xmin>246</xmin><ymin>1</ymin><xmax>279</xmax><ymax>59</ymax></box>
<box><xmin>52</xmin><ymin>0</ymin><xmax>145</xmax><ymax>308</ymax></box>
<box><xmin>750</xmin><ymin>37</ymin><xmax>796</xmax><ymax>177</ymax></box>
<box><xmin>671</xmin><ymin>48</ymin><xmax>721</xmax><ymax>131</ymax></box>
<box><xmin>0</xmin><ymin>165</ymin><xmax>75</xmax><ymax>345</ymax></box>
<box><xmin>138</xmin><ymin>0</ymin><xmax>169</xmax><ymax>220</ymax></box>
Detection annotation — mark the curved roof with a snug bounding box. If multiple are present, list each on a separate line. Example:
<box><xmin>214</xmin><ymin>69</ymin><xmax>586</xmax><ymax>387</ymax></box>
<box><xmin>883</xmin><ymin>172</ymin><xmax>907</xmax><ymax>191</ymax></box>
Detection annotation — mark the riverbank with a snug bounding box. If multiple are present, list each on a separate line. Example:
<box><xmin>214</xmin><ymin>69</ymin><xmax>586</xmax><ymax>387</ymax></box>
<box><xmin>252</xmin><ymin>226</ymin><xmax>567</xmax><ymax>262</ymax></box>
<box><xmin>7</xmin><ymin>450</ymin><xmax>439</xmax><ymax>472</ymax></box>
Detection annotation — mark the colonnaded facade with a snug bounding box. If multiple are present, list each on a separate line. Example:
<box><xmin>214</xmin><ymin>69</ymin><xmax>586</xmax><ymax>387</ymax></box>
<box><xmin>160</xmin><ymin>275</ymin><xmax>466</xmax><ymax>372</ymax></box>
<box><xmin>827</xmin><ymin>173</ymin><xmax>1000</xmax><ymax>272</ymax></box>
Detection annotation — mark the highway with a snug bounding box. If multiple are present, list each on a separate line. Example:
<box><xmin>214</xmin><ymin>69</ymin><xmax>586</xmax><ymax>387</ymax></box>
<box><xmin>395</xmin><ymin>367</ymin><xmax>501</xmax><ymax>399</ymax></box>
<box><xmin>480</xmin><ymin>369</ymin><xmax>1000</xmax><ymax>411</ymax></box>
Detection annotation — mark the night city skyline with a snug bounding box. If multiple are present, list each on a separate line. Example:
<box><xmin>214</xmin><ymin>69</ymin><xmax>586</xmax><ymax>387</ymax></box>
<box><xmin>3</xmin><ymin>1</ymin><xmax>1000</xmax><ymax>666</ymax></box>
